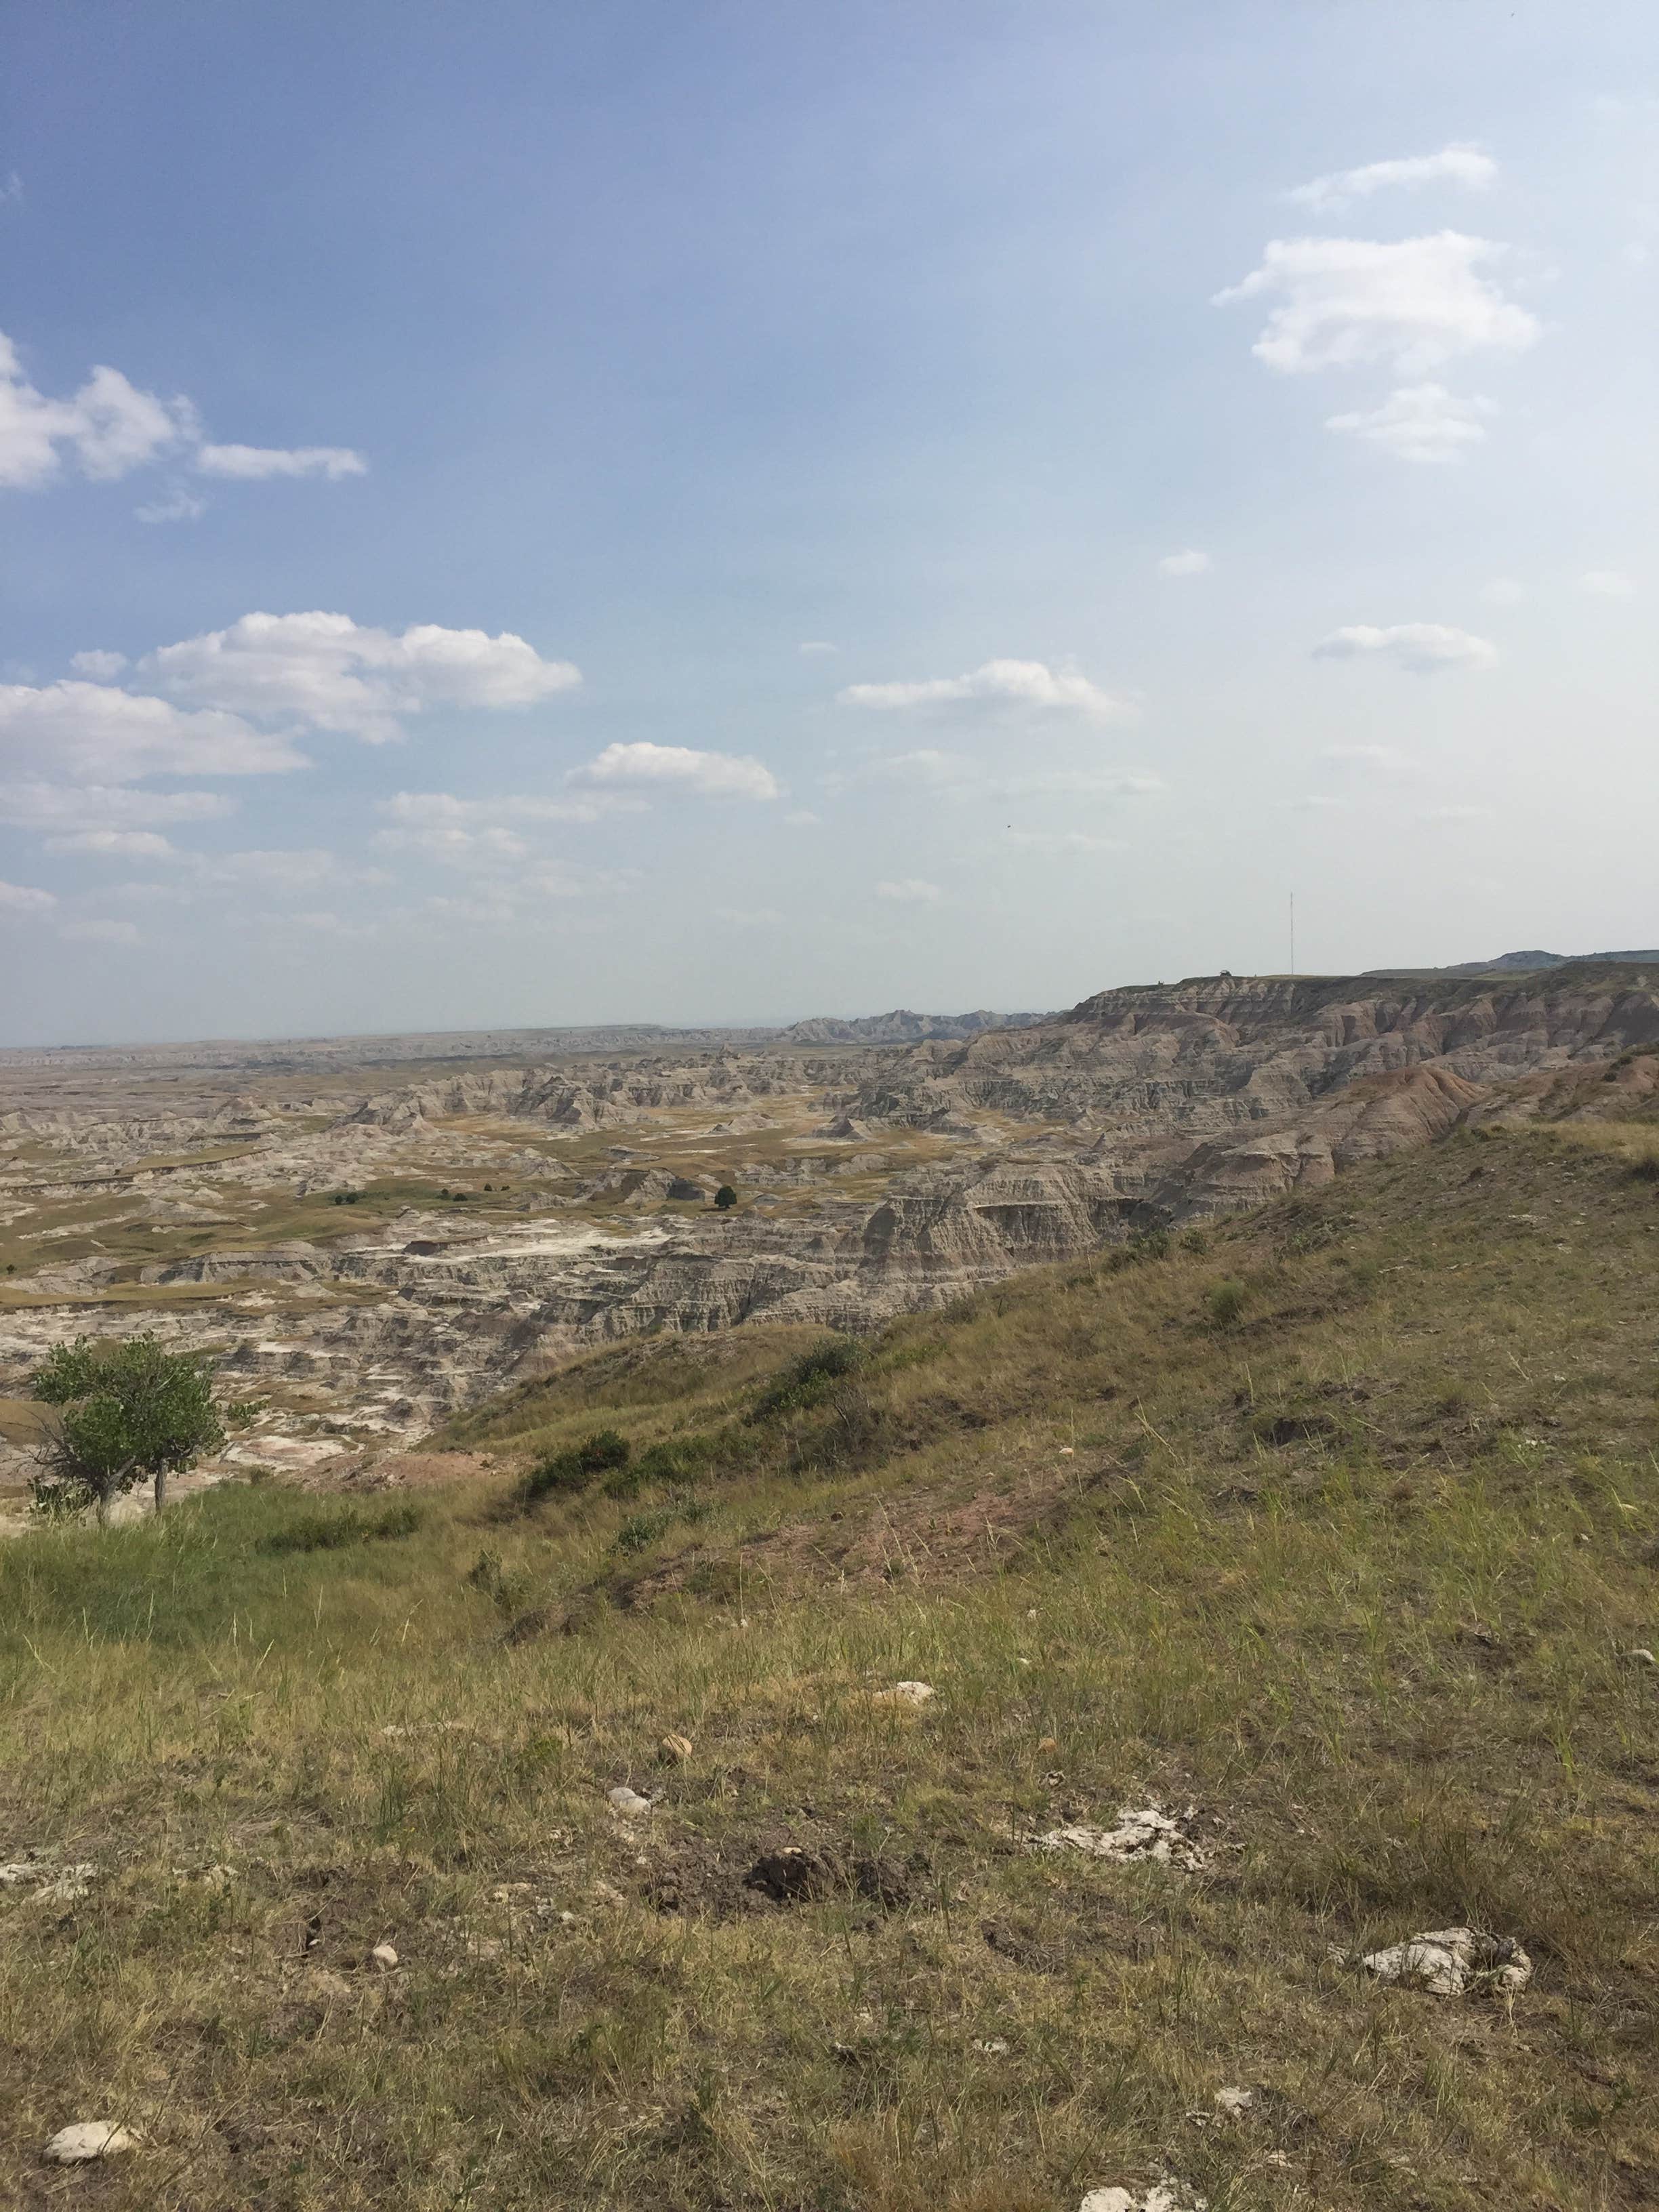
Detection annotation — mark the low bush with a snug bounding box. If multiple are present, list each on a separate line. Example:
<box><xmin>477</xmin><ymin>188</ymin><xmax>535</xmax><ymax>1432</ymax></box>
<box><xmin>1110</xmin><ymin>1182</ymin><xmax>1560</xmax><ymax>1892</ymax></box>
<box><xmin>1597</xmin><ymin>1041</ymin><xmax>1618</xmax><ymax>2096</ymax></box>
<box><xmin>750</xmin><ymin>1336</ymin><xmax>865</xmax><ymax>1421</ymax></box>
<box><xmin>1205</xmin><ymin>1277</ymin><xmax>1248</xmax><ymax>1328</ymax></box>
<box><xmin>515</xmin><ymin>1428</ymin><xmax>632</xmax><ymax>1507</ymax></box>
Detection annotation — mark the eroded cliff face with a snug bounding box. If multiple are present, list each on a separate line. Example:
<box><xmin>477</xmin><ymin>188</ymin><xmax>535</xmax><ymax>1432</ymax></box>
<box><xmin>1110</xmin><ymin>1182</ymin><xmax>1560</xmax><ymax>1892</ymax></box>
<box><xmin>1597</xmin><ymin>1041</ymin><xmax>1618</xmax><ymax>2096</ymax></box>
<box><xmin>3</xmin><ymin>966</ymin><xmax>1654</xmax><ymax>1479</ymax></box>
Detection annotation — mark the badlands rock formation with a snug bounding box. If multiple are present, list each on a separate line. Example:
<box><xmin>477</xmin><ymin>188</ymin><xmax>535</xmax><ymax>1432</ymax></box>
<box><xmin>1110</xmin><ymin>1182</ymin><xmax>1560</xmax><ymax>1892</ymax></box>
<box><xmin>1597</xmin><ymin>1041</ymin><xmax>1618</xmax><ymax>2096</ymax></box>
<box><xmin>3</xmin><ymin>962</ymin><xmax>1654</xmax><ymax>1484</ymax></box>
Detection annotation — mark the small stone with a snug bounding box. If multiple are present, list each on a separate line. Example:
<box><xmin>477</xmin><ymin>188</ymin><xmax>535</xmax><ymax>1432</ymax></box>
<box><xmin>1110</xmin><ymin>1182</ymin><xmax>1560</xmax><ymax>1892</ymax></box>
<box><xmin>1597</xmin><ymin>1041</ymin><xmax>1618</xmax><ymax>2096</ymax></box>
<box><xmin>1034</xmin><ymin>1805</ymin><xmax>1206</xmax><ymax>1872</ymax></box>
<box><xmin>1080</xmin><ymin>2187</ymin><xmax>1204</xmax><ymax>2212</ymax></box>
<box><xmin>974</xmin><ymin>2036</ymin><xmax>1011</xmax><ymax>2054</ymax></box>
<box><xmin>369</xmin><ymin>1942</ymin><xmax>398</xmax><ymax>1970</ymax></box>
<box><xmin>607</xmin><ymin>1785</ymin><xmax>652</xmax><ymax>1817</ymax></box>
<box><xmin>1361</xmin><ymin>1926</ymin><xmax>1532</xmax><ymax>1998</ymax></box>
<box><xmin>1212</xmin><ymin>2086</ymin><xmax>1254</xmax><ymax>2118</ymax></box>
<box><xmin>659</xmin><ymin>1732</ymin><xmax>694</xmax><ymax>1761</ymax></box>
<box><xmin>43</xmin><ymin>2122</ymin><xmax>138</xmax><ymax>2164</ymax></box>
<box><xmin>1622</xmin><ymin>1647</ymin><xmax>1658</xmax><ymax>1668</ymax></box>
<box><xmin>867</xmin><ymin>1680</ymin><xmax>935</xmax><ymax>1709</ymax></box>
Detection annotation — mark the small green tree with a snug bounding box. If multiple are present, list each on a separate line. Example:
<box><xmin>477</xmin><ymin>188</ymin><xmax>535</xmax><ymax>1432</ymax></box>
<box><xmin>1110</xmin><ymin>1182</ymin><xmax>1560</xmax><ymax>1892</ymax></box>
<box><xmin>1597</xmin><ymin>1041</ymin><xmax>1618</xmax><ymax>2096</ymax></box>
<box><xmin>714</xmin><ymin>1185</ymin><xmax>738</xmax><ymax>1211</ymax></box>
<box><xmin>30</xmin><ymin>1335</ymin><xmax>255</xmax><ymax>1523</ymax></box>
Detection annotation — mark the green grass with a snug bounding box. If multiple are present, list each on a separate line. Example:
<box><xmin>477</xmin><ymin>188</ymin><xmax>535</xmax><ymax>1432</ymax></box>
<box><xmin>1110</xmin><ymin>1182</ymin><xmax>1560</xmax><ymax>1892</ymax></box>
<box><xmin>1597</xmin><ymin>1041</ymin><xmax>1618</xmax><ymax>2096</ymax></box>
<box><xmin>0</xmin><ymin>1128</ymin><xmax>1656</xmax><ymax>2209</ymax></box>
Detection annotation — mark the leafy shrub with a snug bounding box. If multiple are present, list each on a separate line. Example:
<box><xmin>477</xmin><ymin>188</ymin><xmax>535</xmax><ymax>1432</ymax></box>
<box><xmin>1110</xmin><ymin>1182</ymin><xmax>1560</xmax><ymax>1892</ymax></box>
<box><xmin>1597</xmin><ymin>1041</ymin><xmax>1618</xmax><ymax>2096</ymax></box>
<box><xmin>260</xmin><ymin>1501</ymin><xmax>423</xmax><ymax>1555</ymax></box>
<box><xmin>515</xmin><ymin>1428</ymin><xmax>632</xmax><ymax>1507</ymax></box>
<box><xmin>751</xmin><ymin>1336</ymin><xmax>865</xmax><ymax>1422</ymax></box>
<box><xmin>1205</xmin><ymin>1278</ymin><xmax>1248</xmax><ymax>1328</ymax></box>
<box><xmin>714</xmin><ymin>1185</ymin><xmax>737</xmax><ymax>1210</ymax></box>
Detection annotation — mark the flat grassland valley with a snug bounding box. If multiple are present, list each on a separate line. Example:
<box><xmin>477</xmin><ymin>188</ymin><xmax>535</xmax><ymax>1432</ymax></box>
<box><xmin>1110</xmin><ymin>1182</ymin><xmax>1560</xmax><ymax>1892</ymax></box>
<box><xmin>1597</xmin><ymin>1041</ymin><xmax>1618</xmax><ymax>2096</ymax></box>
<box><xmin>1</xmin><ymin>963</ymin><xmax>1658</xmax><ymax>2211</ymax></box>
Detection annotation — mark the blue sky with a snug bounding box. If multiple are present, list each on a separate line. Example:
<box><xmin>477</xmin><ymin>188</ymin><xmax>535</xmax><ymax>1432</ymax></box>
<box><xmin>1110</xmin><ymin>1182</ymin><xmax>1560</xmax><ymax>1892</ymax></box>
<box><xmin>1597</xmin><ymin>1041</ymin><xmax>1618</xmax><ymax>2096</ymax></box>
<box><xmin>2</xmin><ymin>1</ymin><xmax>1656</xmax><ymax>1044</ymax></box>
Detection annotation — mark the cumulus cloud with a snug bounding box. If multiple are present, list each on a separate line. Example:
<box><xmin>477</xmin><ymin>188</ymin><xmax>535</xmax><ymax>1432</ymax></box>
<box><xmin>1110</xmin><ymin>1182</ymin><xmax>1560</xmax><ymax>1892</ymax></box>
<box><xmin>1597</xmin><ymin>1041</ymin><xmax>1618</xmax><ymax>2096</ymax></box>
<box><xmin>839</xmin><ymin>657</ymin><xmax>1131</xmax><ymax>719</ymax></box>
<box><xmin>1156</xmin><ymin>549</ymin><xmax>1211</xmax><ymax>577</ymax></box>
<box><xmin>1214</xmin><ymin>234</ymin><xmax>1538</xmax><ymax>375</ymax></box>
<box><xmin>573</xmin><ymin>741</ymin><xmax>780</xmax><ymax>800</ymax></box>
<box><xmin>58</xmin><ymin>917</ymin><xmax>139</xmax><ymax>945</ymax></box>
<box><xmin>1287</xmin><ymin>144</ymin><xmax>1498</xmax><ymax>213</ymax></box>
<box><xmin>70</xmin><ymin>649</ymin><xmax>128</xmax><ymax>680</ymax></box>
<box><xmin>1313</xmin><ymin>623</ymin><xmax>1498</xmax><ymax>672</ymax></box>
<box><xmin>0</xmin><ymin>335</ymin><xmax>193</xmax><ymax>489</ymax></box>
<box><xmin>194</xmin><ymin>443</ymin><xmax>367</xmax><ymax>480</ymax></box>
<box><xmin>1580</xmin><ymin>569</ymin><xmax>1636</xmax><ymax>597</ymax></box>
<box><xmin>1326</xmin><ymin>382</ymin><xmax>1494</xmax><ymax>463</ymax></box>
<box><xmin>0</xmin><ymin>877</ymin><xmax>56</xmax><ymax>911</ymax></box>
<box><xmin>0</xmin><ymin>681</ymin><xmax>306</xmax><ymax>779</ymax></box>
<box><xmin>142</xmin><ymin>612</ymin><xmax>581</xmax><ymax>743</ymax></box>
<box><xmin>0</xmin><ymin>325</ymin><xmax>365</xmax><ymax>495</ymax></box>
<box><xmin>876</xmin><ymin>878</ymin><xmax>943</xmax><ymax>903</ymax></box>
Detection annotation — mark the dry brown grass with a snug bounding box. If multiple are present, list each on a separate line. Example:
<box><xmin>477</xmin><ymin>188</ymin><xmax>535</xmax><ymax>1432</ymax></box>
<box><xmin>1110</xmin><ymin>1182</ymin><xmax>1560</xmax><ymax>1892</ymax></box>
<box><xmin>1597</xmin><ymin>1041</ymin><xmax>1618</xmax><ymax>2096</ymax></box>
<box><xmin>1</xmin><ymin>1128</ymin><xmax>1656</xmax><ymax>2209</ymax></box>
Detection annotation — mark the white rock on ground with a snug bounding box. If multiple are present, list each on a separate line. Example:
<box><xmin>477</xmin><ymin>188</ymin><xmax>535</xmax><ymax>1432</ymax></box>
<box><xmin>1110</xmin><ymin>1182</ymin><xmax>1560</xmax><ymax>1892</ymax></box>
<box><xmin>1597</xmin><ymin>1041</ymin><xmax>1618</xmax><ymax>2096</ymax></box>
<box><xmin>1361</xmin><ymin>1927</ymin><xmax>1532</xmax><ymax>1997</ymax></box>
<box><xmin>607</xmin><ymin>1786</ymin><xmax>653</xmax><ymax>1817</ymax></box>
<box><xmin>1035</xmin><ymin>1806</ymin><xmax>1206</xmax><ymax>1872</ymax></box>
<box><xmin>43</xmin><ymin>2123</ymin><xmax>139</xmax><ymax>2163</ymax></box>
<box><xmin>370</xmin><ymin>1942</ymin><xmax>398</xmax><ymax>1969</ymax></box>
<box><xmin>867</xmin><ymin>1680</ymin><xmax>935</xmax><ymax>1708</ymax></box>
<box><xmin>1212</xmin><ymin>2086</ymin><xmax>1254</xmax><ymax>2118</ymax></box>
<box><xmin>1080</xmin><ymin>2184</ymin><xmax>1205</xmax><ymax>2212</ymax></box>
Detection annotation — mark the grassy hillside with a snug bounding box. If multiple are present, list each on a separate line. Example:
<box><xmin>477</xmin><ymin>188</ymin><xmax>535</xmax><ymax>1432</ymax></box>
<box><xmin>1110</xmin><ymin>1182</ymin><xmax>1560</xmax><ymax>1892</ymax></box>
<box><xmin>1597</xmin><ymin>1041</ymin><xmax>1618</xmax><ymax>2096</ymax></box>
<box><xmin>1</xmin><ymin>1122</ymin><xmax>1657</xmax><ymax>2210</ymax></box>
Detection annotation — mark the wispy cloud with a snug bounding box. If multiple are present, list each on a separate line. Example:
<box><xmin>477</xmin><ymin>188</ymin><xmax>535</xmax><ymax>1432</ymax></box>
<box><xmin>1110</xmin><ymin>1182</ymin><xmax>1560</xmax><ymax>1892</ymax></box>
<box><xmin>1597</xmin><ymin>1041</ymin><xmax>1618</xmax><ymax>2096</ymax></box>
<box><xmin>839</xmin><ymin>657</ymin><xmax>1132</xmax><ymax>720</ymax></box>
<box><xmin>1155</xmin><ymin>550</ymin><xmax>1210</xmax><ymax>577</ymax></box>
<box><xmin>573</xmin><ymin>741</ymin><xmax>779</xmax><ymax>800</ymax></box>
<box><xmin>1326</xmin><ymin>382</ymin><xmax>1494</xmax><ymax>464</ymax></box>
<box><xmin>1313</xmin><ymin>623</ymin><xmax>1498</xmax><ymax>672</ymax></box>
<box><xmin>1286</xmin><ymin>144</ymin><xmax>1498</xmax><ymax>214</ymax></box>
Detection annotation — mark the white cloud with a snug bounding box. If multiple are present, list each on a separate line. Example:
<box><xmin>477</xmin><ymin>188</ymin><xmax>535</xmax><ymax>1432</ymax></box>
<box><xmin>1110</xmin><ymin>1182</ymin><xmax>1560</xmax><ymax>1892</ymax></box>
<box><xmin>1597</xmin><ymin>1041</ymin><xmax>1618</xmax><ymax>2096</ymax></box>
<box><xmin>839</xmin><ymin>657</ymin><xmax>1131</xmax><ymax>719</ymax></box>
<box><xmin>1312</xmin><ymin>623</ymin><xmax>1498</xmax><ymax>673</ymax></box>
<box><xmin>1214</xmin><ymin>234</ymin><xmax>1538</xmax><ymax>375</ymax></box>
<box><xmin>142</xmin><ymin>611</ymin><xmax>581</xmax><ymax>743</ymax></box>
<box><xmin>1580</xmin><ymin>569</ymin><xmax>1636</xmax><ymax>598</ymax></box>
<box><xmin>0</xmin><ymin>681</ymin><xmax>306</xmax><ymax>779</ymax></box>
<box><xmin>1286</xmin><ymin>144</ymin><xmax>1498</xmax><ymax>214</ymax></box>
<box><xmin>69</xmin><ymin>649</ymin><xmax>128</xmax><ymax>680</ymax></box>
<box><xmin>135</xmin><ymin>487</ymin><xmax>207</xmax><ymax>525</ymax></box>
<box><xmin>58</xmin><ymin>917</ymin><xmax>139</xmax><ymax>945</ymax></box>
<box><xmin>0</xmin><ymin>333</ymin><xmax>193</xmax><ymax>488</ymax></box>
<box><xmin>876</xmin><ymin>878</ymin><xmax>943</xmax><ymax>903</ymax></box>
<box><xmin>573</xmin><ymin>741</ymin><xmax>779</xmax><ymax>800</ymax></box>
<box><xmin>1479</xmin><ymin>577</ymin><xmax>1525</xmax><ymax>605</ymax></box>
<box><xmin>43</xmin><ymin>829</ymin><xmax>176</xmax><ymax>858</ymax></box>
<box><xmin>0</xmin><ymin>878</ymin><xmax>56</xmax><ymax>912</ymax></box>
<box><xmin>1326</xmin><ymin>382</ymin><xmax>1494</xmax><ymax>463</ymax></box>
<box><xmin>0</xmin><ymin>325</ymin><xmax>366</xmax><ymax>497</ymax></box>
<box><xmin>194</xmin><ymin>443</ymin><xmax>367</xmax><ymax>480</ymax></box>
<box><xmin>1005</xmin><ymin>830</ymin><xmax>1128</xmax><ymax>852</ymax></box>
<box><xmin>1156</xmin><ymin>549</ymin><xmax>1211</xmax><ymax>577</ymax></box>
<box><xmin>798</xmin><ymin>640</ymin><xmax>837</xmax><ymax>655</ymax></box>
<box><xmin>0</xmin><ymin>781</ymin><xmax>234</xmax><ymax>832</ymax></box>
